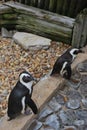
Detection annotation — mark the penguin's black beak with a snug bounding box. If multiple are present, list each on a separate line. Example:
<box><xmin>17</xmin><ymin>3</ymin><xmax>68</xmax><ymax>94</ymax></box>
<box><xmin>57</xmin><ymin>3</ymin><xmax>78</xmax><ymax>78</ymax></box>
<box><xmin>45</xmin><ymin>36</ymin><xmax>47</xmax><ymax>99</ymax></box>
<box><xmin>30</xmin><ymin>76</ymin><xmax>38</xmax><ymax>82</ymax></box>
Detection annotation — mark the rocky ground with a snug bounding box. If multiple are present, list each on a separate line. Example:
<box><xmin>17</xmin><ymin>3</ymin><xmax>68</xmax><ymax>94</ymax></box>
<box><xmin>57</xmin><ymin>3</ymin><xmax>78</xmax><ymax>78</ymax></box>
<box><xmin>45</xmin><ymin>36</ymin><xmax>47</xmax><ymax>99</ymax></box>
<box><xmin>0</xmin><ymin>36</ymin><xmax>69</xmax><ymax>118</ymax></box>
<box><xmin>28</xmin><ymin>60</ymin><xmax>87</xmax><ymax>130</ymax></box>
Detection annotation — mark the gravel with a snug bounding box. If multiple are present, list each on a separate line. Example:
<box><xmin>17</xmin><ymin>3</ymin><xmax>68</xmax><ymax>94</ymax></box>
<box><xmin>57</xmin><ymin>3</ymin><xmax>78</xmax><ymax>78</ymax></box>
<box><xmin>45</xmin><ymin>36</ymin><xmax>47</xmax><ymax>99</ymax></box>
<box><xmin>0</xmin><ymin>37</ymin><xmax>70</xmax><ymax>118</ymax></box>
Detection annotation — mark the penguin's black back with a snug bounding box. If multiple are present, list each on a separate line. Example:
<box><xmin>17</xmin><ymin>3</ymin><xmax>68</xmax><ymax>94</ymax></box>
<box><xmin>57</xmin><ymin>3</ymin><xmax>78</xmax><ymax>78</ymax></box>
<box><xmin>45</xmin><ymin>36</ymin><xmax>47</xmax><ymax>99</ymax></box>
<box><xmin>51</xmin><ymin>48</ymin><xmax>73</xmax><ymax>75</ymax></box>
<box><xmin>7</xmin><ymin>81</ymin><xmax>29</xmax><ymax>117</ymax></box>
<box><xmin>59</xmin><ymin>48</ymin><xmax>73</xmax><ymax>63</ymax></box>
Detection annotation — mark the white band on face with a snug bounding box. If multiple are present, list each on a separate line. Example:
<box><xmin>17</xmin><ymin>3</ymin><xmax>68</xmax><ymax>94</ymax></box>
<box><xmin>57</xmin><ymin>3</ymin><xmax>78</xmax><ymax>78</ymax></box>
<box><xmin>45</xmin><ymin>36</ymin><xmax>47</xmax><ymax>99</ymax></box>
<box><xmin>20</xmin><ymin>73</ymin><xmax>34</xmax><ymax>94</ymax></box>
<box><xmin>70</xmin><ymin>48</ymin><xmax>79</xmax><ymax>60</ymax></box>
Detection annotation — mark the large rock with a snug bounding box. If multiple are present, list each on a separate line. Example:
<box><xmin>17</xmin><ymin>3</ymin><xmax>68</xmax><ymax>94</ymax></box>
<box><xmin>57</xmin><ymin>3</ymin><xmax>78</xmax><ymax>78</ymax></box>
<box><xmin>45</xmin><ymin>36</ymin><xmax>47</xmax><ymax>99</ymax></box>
<box><xmin>13</xmin><ymin>32</ymin><xmax>51</xmax><ymax>50</ymax></box>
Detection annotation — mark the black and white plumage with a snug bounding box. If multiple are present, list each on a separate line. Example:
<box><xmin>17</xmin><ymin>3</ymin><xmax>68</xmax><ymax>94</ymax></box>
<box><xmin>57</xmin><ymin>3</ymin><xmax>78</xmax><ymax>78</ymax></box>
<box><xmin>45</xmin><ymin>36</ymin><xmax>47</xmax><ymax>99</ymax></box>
<box><xmin>50</xmin><ymin>48</ymin><xmax>83</xmax><ymax>79</ymax></box>
<box><xmin>7</xmin><ymin>71</ymin><xmax>38</xmax><ymax>121</ymax></box>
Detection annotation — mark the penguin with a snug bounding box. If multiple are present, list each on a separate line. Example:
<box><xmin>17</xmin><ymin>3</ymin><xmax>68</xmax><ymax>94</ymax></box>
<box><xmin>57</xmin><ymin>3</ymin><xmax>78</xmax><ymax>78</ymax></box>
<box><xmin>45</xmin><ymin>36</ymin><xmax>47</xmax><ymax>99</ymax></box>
<box><xmin>50</xmin><ymin>48</ymin><xmax>83</xmax><ymax>79</ymax></box>
<box><xmin>7</xmin><ymin>71</ymin><xmax>38</xmax><ymax>121</ymax></box>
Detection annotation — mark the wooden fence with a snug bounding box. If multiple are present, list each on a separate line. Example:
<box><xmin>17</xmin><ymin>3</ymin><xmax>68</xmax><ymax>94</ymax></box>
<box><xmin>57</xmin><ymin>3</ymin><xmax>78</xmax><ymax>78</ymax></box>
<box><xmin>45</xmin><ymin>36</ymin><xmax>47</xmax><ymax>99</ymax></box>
<box><xmin>8</xmin><ymin>0</ymin><xmax>87</xmax><ymax>18</ymax></box>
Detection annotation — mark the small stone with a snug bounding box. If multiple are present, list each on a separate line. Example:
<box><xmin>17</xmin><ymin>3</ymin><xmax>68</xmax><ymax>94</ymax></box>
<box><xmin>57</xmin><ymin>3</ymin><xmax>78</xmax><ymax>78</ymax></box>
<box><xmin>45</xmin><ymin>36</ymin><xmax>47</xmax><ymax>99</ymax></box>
<box><xmin>77</xmin><ymin>61</ymin><xmax>87</xmax><ymax>72</ymax></box>
<box><xmin>63</xmin><ymin>126</ymin><xmax>77</xmax><ymax>130</ymax></box>
<box><xmin>44</xmin><ymin>114</ymin><xmax>60</xmax><ymax>129</ymax></box>
<box><xmin>82</xmin><ymin>98</ymin><xmax>87</xmax><ymax>108</ymax></box>
<box><xmin>40</xmin><ymin>126</ymin><xmax>54</xmax><ymax>130</ymax></box>
<box><xmin>74</xmin><ymin>120</ymin><xmax>85</xmax><ymax>126</ymax></box>
<box><xmin>44</xmin><ymin>114</ymin><xmax>58</xmax><ymax>125</ymax></box>
<box><xmin>81</xmin><ymin>75</ymin><xmax>87</xmax><ymax>83</ymax></box>
<box><xmin>66</xmin><ymin>90</ymin><xmax>82</xmax><ymax>101</ymax></box>
<box><xmin>66</xmin><ymin>80</ymin><xmax>81</xmax><ymax>89</ymax></box>
<box><xmin>59</xmin><ymin>110</ymin><xmax>76</xmax><ymax>125</ymax></box>
<box><xmin>28</xmin><ymin>120</ymin><xmax>42</xmax><ymax>130</ymax></box>
<box><xmin>0</xmin><ymin>97</ymin><xmax>4</xmax><ymax>103</ymax></box>
<box><xmin>75</xmin><ymin>109</ymin><xmax>87</xmax><ymax>120</ymax></box>
<box><xmin>84</xmin><ymin>126</ymin><xmax>87</xmax><ymax>130</ymax></box>
<box><xmin>48</xmin><ymin>97</ymin><xmax>62</xmax><ymax>112</ymax></box>
<box><xmin>1</xmin><ymin>27</ymin><xmax>13</xmax><ymax>38</ymax></box>
<box><xmin>66</xmin><ymin>99</ymin><xmax>80</xmax><ymax>110</ymax></box>
<box><xmin>55</xmin><ymin>94</ymin><xmax>65</xmax><ymax>105</ymax></box>
<box><xmin>80</xmin><ymin>82</ymin><xmax>87</xmax><ymax>97</ymax></box>
<box><xmin>1</xmin><ymin>89</ymin><xmax>8</xmax><ymax>97</ymax></box>
<box><xmin>38</xmin><ymin>106</ymin><xmax>53</xmax><ymax>121</ymax></box>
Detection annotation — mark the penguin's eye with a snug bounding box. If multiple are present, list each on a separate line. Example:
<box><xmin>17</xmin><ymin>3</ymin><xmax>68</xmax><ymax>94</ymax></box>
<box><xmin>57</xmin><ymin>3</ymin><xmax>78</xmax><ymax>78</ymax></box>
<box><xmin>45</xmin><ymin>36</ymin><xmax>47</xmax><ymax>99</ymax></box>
<box><xmin>22</xmin><ymin>76</ymin><xmax>31</xmax><ymax>83</ymax></box>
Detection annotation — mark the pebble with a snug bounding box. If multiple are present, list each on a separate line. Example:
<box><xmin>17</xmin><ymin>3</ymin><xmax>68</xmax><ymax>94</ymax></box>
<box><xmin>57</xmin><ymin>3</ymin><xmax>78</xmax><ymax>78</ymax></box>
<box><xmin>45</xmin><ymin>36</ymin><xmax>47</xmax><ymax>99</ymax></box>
<box><xmin>28</xmin><ymin>120</ymin><xmax>42</xmax><ymax>130</ymax></box>
<box><xmin>0</xmin><ymin>97</ymin><xmax>4</xmax><ymax>103</ymax></box>
<box><xmin>65</xmin><ymin>90</ymin><xmax>82</xmax><ymax>101</ymax></box>
<box><xmin>1</xmin><ymin>89</ymin><xmax>8</xmax><ymax>97</ymax></box>
<box><xmin>40</xmin><ymin>126</ymin><xmax>54</xmax><ymax>130</ymax></box>
<box><xmin>75</xmin><ymin>109</ymin><xmax>87</xmax><ymax>120</ymax></box>
<box><xmin>80</xmin><ymin>82</ymin><xmax>87</xmax><ymax>97</ymax></box>
<box><xmin>38</xmin><ymin>106</ymin><xmax>53</xmax><ymax>121</ymax></box>
<box><xmin>1</xmin><ymin>27</ymin><xmax>13</xmax><ymax>38</ymax></box>
<box><xmin>44</xmin><ymin>114</ymin><xmax>60</xmax><ymax>129</ymax></box>
<box><xmin>74</xmin><ymin>119</ymin><xmax>85</xmax><ymax>126</ymax></box>
<box><xmin>66</xmin><ymin>99</ymin><xmax>80</xmax><ymax>110</ymax></box>
<box><xmin>59</xmin><ymin>110</ymin><xmax>76</xmax><ymax>125</ymax></box>
<box><xmin>48</xmin><ymin>97</ymin><xmax>62</xmax><ymax>112</ymax></box>
<box><xmin>55</xmin><ymin>93</ymin><xmax>65</xmax><ymax>105</ymax></box>
<box><xmin>62</xmin><ymin>126</ymin><xmax>77</xmax><ymax>130</ymax></box>
<box><xmin>82</xmin><ymin>98</ymin><xmax>87</xmax><ymax>108</ymax></box>
<box><xmin>44</xmin><ymin>114</ymin><xmax>58</xmax><ymax>124</ymax></box>
<box><xmin>66</xmin><ymin>80</ymin><xmax>81</xmax><ymax>89</ymax></box>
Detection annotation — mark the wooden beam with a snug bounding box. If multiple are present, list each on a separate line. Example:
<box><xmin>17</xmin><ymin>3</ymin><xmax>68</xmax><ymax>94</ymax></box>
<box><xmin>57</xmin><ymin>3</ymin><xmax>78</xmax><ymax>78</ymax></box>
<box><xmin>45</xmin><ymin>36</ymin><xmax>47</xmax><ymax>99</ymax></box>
<box><xmin>72</xmin><ymin>8</ymin><xmax>87</xmax><ymax>47</ymax></box>
<box><xmin>2</xmin><ymin>2</ymin><xmax>75</xmax><ymax>43</ymax></box>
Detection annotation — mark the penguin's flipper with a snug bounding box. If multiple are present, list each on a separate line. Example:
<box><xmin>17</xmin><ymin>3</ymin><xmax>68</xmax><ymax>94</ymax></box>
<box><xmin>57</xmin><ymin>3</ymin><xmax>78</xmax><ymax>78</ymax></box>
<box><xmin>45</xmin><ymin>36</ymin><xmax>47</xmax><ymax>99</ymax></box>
<box><xmin>63</xmin><ymin>64</ymin><xmax>72</xmax><ymax>80</ymax></box>
<box><xmin>27</xmin><ymin>98</ymin><xmax>38</xmax><ymax>114</ymax></box>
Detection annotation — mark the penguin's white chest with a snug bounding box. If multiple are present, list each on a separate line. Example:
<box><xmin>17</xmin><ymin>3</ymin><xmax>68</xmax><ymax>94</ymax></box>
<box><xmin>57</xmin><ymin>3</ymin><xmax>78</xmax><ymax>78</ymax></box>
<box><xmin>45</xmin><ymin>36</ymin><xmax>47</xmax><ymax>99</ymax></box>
<box><xmin>21</xmin><ymin>96</ymin><xmax>26</xmax><ymax>114</ymax></box>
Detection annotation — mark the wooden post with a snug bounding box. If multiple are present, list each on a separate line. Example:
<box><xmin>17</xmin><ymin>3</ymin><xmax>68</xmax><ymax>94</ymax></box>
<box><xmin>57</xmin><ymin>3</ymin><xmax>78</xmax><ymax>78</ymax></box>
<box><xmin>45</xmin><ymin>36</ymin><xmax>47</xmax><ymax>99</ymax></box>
<box><xmin>30</xmin><ymin>0</ymin><xmax>37</xmax><ymax>7</ymax></box>
<box><xmin>49</xmin><ymin>0</ymin><xmax>57</xmax><ymax>12</ymax></box>
<box><xmin>62</xmin><ymin>0</ymin><xmax>70</xmax><ymax>16</ymax></box>
<box><xmin>39</xmin><ymin>0</ymin><xmax>44</xmax><ymax>9</ymax></box>
<box><xmin>56</xmin><ymin>0</ymin><xmax>64</xmax><ymax>14</ymax></box>
<box><xmin>44</xmin><ymin>0</ymin><xmax>50</xmax><ymax>10</ymax></box>
<box><xmin>68</xmin><ymin>0</ymin><xmax>77</xmax><ymax>18</ymax></box>
<box><xmin>72</xmin><ymin>8</ymin><xmax>87</xmax><ymax>48</ymax></box>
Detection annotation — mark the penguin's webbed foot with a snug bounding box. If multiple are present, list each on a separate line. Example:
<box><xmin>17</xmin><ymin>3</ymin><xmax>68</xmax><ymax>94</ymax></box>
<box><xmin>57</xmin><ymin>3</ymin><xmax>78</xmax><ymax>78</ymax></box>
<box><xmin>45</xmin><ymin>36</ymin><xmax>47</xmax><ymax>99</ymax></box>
<box><xmin>24</xmin><ymin>109</ymin><xmax>32</xmax><ymax>115</ymax></box>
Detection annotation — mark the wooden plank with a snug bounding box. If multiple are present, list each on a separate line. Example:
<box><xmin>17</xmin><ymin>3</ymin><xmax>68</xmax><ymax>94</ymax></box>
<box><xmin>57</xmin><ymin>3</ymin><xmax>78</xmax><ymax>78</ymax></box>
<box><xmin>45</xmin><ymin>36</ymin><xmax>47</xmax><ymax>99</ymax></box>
<box><xmin>16</xmin><ymin>15</ymin><xmax>72</xmax><ymax>43</ymax></box>
<box><xmin>0</xmin><ymin>4</ymin><xmax>12</xmax><ymax>14</ymax></box>
<box><xmin>72</xmin><ymin>9</ymin><xmax>87</xmax><ymax>47</ymax></box>
<box><xmin>72</xmin><ymin>14</ymin><xmax>84</xmax><ymax>47</ymax></box>
<box><xmin>4</xmin><ymin>2</ymin><xmax>75</xmax><ymax>28</ymax></box>
<box><xmin>79</xmin><ymin>9</ymin><xmax>87</xmax><ymax>47</ymax></box>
